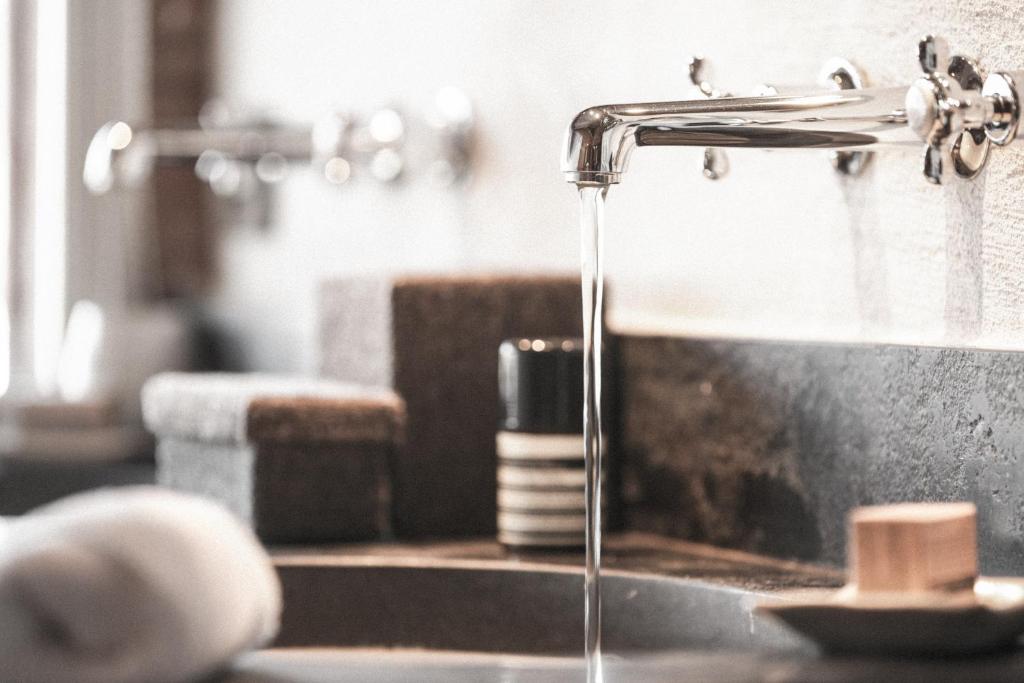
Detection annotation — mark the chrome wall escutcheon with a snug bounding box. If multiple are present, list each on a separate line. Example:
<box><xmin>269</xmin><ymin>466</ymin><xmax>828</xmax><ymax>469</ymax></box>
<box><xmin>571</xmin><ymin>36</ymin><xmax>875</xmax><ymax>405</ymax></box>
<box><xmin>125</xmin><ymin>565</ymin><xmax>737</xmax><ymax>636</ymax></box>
<box><xmin>982</xmin><ymin>71</ymin><xmax>1021</xmax><ymax>146</ymax></box>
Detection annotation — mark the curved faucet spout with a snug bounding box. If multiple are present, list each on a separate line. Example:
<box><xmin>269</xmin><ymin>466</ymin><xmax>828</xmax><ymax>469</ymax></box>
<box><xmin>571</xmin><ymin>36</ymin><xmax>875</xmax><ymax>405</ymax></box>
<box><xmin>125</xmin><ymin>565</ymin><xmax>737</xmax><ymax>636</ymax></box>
<box><xmin>561</xmin><ymin>86</ymin><xmax>915</xmax><ymax>185</ymax></box>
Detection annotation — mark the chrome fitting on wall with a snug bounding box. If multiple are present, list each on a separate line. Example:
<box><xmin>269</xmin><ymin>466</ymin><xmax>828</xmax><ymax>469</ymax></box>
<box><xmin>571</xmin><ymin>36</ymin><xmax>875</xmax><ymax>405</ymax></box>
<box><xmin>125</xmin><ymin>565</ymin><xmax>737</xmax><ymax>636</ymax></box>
<box><xmin>906</xmin><ymin>35</ymin><xmax>1020</xmax><ymax>183</ymax></box>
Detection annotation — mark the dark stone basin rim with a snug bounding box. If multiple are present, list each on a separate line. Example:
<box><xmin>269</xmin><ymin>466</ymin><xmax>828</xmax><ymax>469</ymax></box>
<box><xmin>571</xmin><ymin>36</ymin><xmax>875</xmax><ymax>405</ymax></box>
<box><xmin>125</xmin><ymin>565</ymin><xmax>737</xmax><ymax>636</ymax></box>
<box><xmin>272</xmin><ymin>557</ymin><xmax>809</xmax><ymax>655</ymax></box>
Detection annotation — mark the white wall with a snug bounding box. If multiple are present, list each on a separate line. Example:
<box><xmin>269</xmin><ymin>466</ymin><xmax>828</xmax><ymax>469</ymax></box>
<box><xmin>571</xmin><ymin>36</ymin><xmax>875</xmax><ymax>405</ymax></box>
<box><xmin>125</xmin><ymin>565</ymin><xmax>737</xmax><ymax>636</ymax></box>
<box><xmin>208</xmin><ymin>0</ymin><xmax>1024</xmax><ymax>373</ymax></box>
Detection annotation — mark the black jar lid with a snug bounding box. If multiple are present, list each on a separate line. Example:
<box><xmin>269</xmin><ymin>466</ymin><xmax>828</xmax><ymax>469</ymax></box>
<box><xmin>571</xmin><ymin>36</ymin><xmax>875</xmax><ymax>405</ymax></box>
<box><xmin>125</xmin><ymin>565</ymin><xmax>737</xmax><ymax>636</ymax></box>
<box><xmin>498</xmin><ymin>337</ymin><xmax>585</xmax><ymax>434</ymax></box>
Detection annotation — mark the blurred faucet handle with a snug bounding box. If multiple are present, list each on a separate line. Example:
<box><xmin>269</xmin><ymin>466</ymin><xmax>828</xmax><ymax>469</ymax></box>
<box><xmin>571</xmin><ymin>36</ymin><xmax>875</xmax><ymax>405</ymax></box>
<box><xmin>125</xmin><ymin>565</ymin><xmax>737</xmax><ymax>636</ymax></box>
<box><xmin>83</xmin><ymin>121</ymin><xmax>155</xmax><ymax>195</ymax></box>
<box><xmin>687</xmin><ymin>56</ymin><xmax>729</xmax><ymax>180</ymax></box>
<box><xmin>426</xmin><ymin>87</ymin><xmax>475</xmax><ymax>186</ymax></box>
<box><xmin>311</xmin><ymin>112</ymin><xmax>354</xmax><ymax>185</ymax></box>
<box><xmin>366</xmin><ymin>108</ymin><xmax>407</xmax><ymax>183</ymax></box>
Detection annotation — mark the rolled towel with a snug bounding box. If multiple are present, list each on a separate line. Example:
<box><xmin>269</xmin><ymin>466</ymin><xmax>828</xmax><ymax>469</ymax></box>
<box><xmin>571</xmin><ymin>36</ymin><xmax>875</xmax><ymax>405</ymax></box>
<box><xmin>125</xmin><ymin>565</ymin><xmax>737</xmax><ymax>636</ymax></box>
<box><xmin>0</xmin><ymin>486</ymin><xmax>281</xmax><ymax>683</ymax></box>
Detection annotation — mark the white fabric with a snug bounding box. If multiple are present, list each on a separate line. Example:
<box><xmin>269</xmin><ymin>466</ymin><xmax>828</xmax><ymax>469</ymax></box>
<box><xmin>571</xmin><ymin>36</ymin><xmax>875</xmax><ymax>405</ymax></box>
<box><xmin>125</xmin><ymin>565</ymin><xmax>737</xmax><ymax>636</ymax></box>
<box><xmin>0</xmin><ymin>487</ymin><xmax>281</xmax><ymax>683</ymax></box>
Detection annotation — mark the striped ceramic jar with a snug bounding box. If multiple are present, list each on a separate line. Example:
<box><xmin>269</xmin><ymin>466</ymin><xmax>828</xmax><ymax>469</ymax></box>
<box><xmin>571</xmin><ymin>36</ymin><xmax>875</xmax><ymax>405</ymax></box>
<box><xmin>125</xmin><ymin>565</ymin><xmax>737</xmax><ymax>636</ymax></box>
<box><xmin>496</xmin><ymin>338</ymin><xmax>606</xmax><ymax>550</ymax></box>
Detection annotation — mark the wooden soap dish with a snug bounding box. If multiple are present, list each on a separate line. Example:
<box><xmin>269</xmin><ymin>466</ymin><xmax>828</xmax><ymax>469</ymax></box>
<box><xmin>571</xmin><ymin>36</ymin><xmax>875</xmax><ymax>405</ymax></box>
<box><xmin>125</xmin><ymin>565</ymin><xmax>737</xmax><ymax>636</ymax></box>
<box><xmin>758</xmin><ymin>503</ymin><xmax>1024</xmax><ymax>656</ymax></box>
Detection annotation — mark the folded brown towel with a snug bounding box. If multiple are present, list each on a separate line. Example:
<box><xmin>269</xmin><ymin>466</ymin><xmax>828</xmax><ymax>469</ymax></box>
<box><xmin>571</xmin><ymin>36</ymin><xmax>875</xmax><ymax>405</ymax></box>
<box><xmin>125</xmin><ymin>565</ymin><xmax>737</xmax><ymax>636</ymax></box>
<box><xmin>247</xmin><ymin>396</ymin><xmax>404</xmax><ymax>444</ymax></box>
<box><xmin>141</xmin><ymin>373</ymin><xmax>405</xmax><ymax>543</ymax></box>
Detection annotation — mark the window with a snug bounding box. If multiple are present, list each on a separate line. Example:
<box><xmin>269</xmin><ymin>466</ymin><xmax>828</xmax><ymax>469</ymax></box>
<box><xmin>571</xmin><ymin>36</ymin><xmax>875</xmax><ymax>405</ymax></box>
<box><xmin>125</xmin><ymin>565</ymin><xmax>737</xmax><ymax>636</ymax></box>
<box><xmin>4</xmin><ymin>1</ymin><xmax>154</xmax><ymax>403</ymax></box>
<box><xmin>31</xmin><ymin>0</ymin><xmax>68</xmax><ymax>395</ymax></box>
<box><xmin>0</xmin><ymin>2</ymin><xmax>11</xmax><ymax>397</ymax></box>
<box><xmin>5</xmin><ymin>0</ymin><xmax>76</xmax><ymax>400</ymax></box>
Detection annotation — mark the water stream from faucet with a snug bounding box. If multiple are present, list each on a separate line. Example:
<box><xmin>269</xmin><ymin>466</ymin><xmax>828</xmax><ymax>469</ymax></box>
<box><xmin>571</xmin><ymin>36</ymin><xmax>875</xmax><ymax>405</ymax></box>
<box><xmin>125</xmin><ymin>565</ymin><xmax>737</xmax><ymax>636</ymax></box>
<box><xmin>579</xmin><ymin>185</ymin><xmax>608</xmax><ymax>683</ymax></box>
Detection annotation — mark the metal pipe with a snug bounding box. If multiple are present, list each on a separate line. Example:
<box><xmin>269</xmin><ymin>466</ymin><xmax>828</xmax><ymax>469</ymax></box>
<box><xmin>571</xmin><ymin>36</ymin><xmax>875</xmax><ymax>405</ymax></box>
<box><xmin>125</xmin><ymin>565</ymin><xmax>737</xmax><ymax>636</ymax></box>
<box><xmin>145</xmin><ymin>127</ymin><xmax>315</xmax><ymax>163</ymax></box>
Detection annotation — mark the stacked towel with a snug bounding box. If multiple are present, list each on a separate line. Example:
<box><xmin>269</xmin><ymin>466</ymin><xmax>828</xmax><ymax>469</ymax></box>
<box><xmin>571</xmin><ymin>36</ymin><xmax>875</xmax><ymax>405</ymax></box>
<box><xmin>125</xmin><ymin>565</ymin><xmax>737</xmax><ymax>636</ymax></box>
<box><xmin>141</xmin><ymin>373</ymin><xmax>400</xmax><ymax>445</ymax></box>
<box><xmin>0</xmin><ymin>486</ymin><xmax>281</xmax><ymax>683</ymax></box>
<box><xmin>143</xmin><ymin>373</ymin><xmax>405</xmax><ymax>542</ymax></box>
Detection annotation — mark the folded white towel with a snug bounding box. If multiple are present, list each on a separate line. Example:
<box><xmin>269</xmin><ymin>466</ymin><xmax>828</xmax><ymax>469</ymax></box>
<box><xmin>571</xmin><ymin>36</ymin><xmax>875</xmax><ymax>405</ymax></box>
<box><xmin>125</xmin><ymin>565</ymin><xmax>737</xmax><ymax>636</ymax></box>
<box><xmin>0</xmin><ymin>487</ymin><xmax>281</xmax><ymax>683</ymax></box>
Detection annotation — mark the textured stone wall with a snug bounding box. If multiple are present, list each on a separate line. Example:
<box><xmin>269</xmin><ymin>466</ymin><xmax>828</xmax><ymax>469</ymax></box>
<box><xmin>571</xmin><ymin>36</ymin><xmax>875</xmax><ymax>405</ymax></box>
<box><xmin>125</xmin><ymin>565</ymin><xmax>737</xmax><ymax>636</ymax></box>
<box><xmin>618</xmin><ymin>335</ymin><xmax>1024</xmax><ymax>574</ymax></box>
<box><xmin>209</xmin><ymin>0</ymin><xmax>1024</xmax><ymax>373</ymax></box>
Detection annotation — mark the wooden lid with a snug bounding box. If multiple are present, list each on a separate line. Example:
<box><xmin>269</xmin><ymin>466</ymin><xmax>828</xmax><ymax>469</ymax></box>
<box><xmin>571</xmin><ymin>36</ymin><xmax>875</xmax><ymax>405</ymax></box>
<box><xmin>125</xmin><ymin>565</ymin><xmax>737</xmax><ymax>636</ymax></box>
<box><xmin>849</xmin><ymin>502</ymin><xmax>977</xmax><ymax>593</ymax></box>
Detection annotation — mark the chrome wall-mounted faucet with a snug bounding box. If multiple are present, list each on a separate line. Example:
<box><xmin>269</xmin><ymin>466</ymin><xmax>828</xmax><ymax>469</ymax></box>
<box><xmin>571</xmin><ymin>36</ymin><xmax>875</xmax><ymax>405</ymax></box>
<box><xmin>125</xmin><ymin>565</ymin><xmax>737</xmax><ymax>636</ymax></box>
<box><xmin>562</xmin><ymin>36</ymin><xmax>1021</xmax><ymax>187</ymax></box>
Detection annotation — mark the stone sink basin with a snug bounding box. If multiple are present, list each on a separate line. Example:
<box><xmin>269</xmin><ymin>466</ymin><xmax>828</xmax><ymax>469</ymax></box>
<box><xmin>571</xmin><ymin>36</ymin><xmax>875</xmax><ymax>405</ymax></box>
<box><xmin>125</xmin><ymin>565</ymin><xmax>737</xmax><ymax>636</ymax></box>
<box><xmin>218</xmin><ymin>535</ymin><xmax>1024</xmax><ymax>683</ymax></box>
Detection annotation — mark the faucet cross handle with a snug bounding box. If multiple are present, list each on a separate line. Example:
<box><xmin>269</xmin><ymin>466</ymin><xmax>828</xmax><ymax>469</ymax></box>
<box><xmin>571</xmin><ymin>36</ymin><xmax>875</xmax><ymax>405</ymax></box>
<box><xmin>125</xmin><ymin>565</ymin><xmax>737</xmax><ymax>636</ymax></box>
<box><xmin>917</xmin><ymin>34</ymin><xmax>950</xmax><ymax>74</ymax></box>
<box><xmin>819</xmin><ymin>58</ymin><xmax>872</xmax><ymax>176</ymax></box>
<box><xmin>687</xmin><ymin>56</ymin><xmax>730</xmax><ymax>180</ymax></box>
<box><xmin>907</xmin><ymin>35</ymin><xmax>993</xmax><ymax>183</ymax></box>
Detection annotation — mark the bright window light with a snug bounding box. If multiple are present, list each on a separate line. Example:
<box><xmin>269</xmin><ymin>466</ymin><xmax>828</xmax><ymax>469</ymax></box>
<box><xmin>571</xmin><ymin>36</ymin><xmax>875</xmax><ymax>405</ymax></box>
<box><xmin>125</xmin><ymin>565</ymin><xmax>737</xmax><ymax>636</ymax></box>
<box><xmin>0</xmin><ymin>4</ymin><xmax>11</xmax><ymax>398</ymax></box>
<box><xmin>33</xmin><ymin>0</ymin><xmax>68</xmax><ymax>396</ymax></box>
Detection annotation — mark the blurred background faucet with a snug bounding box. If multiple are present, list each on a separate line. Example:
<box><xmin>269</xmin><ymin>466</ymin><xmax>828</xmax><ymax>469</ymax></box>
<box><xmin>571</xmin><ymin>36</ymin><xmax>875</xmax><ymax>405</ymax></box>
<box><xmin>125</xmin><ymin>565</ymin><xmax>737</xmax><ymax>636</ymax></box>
<box><xmin>85</xmin><ymin>90</ymin><xmax>476</xmax><ymax>227</ymax></box>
